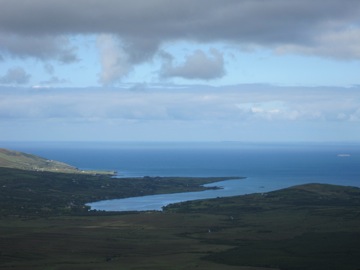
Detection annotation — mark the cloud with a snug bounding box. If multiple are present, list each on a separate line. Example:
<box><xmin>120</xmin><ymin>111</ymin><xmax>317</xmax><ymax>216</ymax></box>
<box><xmin>97</xmin><ymin>34</ymin><xmax>132</xmax><ymax>85</ymax></box>
<box><xmin>0</xmin><ymin>67</ymin><xmax>31</xmax><ymax>84</ymax></box>
<box><xmin>1</xmin><ymin>84</ymin><xmax>359</xmax><ymax>124</ymax></box>
<box><xmin>0</xmin><ymin>0</ymin><xmax>360</xmax><ymax>72</ymax></box>
<box><xmin>2</xmin><ymin>84</ymin><xmax>360</xmax><ymax>142</ymax></box>
<box><xmin>43</xmin><ymin>63</ymin><xmax>55</xmax><ymax>75</ymax></box>
<box><xmin>0</xmin><ymin>33</ymin><xmax>78</xmax><ymax>63</ymax></box>
<box><xmin>123</xmin><ymin>37</ymin><xmax>160</xmax><ymax>64</ymax></box>
<box><xmin>39</xmin><ymin>76</ymin><xmax>68</xmax><ymax>86</ymax></box>
<box><xmin>161</xmin><ymin>49</ymin><xmax>225</xmax><ymax>80</ymax></box>
<box><xmin>276</xmin><ymin>28</ymin><xmax>360</xmax><ymax>59</ymax></box>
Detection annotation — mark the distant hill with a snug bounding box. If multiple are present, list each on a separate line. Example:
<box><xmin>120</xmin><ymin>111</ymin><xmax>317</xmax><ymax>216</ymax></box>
<box><xmin>0</xmin><ymin>148</ymin><xmax>80</xmax><ymax>173</ymax></box>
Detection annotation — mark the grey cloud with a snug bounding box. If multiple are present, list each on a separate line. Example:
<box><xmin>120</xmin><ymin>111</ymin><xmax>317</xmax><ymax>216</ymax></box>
<box><xmin>123</xmin><ymin>38</ymin><xmax>160</xmax><ymax>64</ymax></box>
<box><xmin>44</xmin><ymin>63</ymin><xmax>55</xmax><ymax>75</ymax></box>
<box><xmin>0</xmin><ymin>33</ymin><xmax>78</xmax><ymax>63</ymax></box>
<box><xmin>161</xmin><ymin>49</ymin><xmax>225</xmax><ymax>80</ymax></box>
<box><xmin>2</xmin><ymin>1</ymin><xmax>359</xmax><ymax>40</ymax></box>
<box><xmin>0</xmin><ymin>67</ymin><xmax>31</xmax><ymax>84</ymax></box>
<box><xmin>276</xmin><ymin>28</ymin><xmax>360</xmax><ymax>59</ymax></box>
<box><xmin>0</xmin><ymin>0</ymin><xmax>360</xmax><ymax>76</ymax></box>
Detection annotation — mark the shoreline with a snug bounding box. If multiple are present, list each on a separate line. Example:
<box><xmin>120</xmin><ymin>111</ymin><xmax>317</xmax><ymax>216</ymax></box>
<box><xmin>86</xmin><ymin>177</ymin><xmax>251</xmax><ymax>212</ymax></box>
<box><xmin>87</xmin><ymin>177</ymin><xmax>360</xmax><ymax>213</ymax></box>
<box><xmin>0</xmin><ymin>168</ymin><xmax>244</xmax><ymax>217</ymax></box>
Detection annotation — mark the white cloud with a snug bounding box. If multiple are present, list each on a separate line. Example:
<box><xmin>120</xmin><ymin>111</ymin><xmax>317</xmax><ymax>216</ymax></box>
<box><xmin>338</xmin><ymin>108</ymin><xmax>360</xmax><ymax>122</ymax></box>
<box><xmin>1</xmin><ymin>84</ymin><xmax>359</xmax><ymax>141</ymax></box>
<box><xmin>97</xmin><ymin>34</ymin><xmax>132</xmax><ymax>85</ymax></box>
<box><xmin>1</xmin><ymin>84</ymin><xmax>359</xmax><ymax>123</ymax></box>
<box><xmin>349</xmin><ymin>109</ymin><xmax>360</xmax><ymax>122</ymax></box>
<box><xmin>236</xmin><ymin>101</ymin><xmax>297</xmax><ymax>121</ymax></box>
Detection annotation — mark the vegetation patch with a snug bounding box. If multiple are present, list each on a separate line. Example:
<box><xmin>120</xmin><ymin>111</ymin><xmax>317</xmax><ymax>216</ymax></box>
<box><xmin>203</xmin><ymin>232</ymin><xmax>360</xmax><ymax>270</ymax></box>
<box><xmin>165</xmin><ymin>184</ymin><xmax>360</xmax><ymax>270</ymax></box>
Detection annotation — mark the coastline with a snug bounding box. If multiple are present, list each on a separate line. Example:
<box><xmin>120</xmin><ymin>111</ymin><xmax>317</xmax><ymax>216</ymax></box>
<box><xmin>2</xmin><ymin>142</ymin><xmax>360</xmax><ymax>214</ymax></box>
<box><xmin>86</xmin><ymin>177</ymin><xmax>252</xmax><ymax>212</ymax></box>
<box><xmin>0</xmin><ymin>167</ymin><xmax>243</xmax><ymax>217</ymax></box>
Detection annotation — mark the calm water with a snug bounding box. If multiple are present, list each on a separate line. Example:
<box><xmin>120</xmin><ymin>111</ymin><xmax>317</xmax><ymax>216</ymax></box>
<box><xmin>2</xmin><ymin>141</ymin><xmax>360</xmax><ymax>211</ymax></box>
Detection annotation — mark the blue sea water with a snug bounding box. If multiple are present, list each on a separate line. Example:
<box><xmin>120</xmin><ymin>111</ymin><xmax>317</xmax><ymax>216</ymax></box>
<box><xmin>2</xmin><ymin>141</ymin><xmax>360</xmax><ymax>211</ymax></box>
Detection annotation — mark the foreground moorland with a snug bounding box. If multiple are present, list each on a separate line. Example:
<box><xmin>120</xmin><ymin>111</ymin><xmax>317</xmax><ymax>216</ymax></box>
<box><xmin>0</xmin><ymin>165</ymin><xmax>360</xmax><ymax>269</ymax></box>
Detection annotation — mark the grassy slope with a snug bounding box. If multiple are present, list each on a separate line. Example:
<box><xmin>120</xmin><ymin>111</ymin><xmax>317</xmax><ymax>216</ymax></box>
<box><xmin>0</xmin><ymin>148</ymin><xmax>80</xmax><ymax>173</ymax></box>
<box><xmin>0</xmin><ymin>148</ymin><xmax>113</xmax><ymax>175</ymax></box>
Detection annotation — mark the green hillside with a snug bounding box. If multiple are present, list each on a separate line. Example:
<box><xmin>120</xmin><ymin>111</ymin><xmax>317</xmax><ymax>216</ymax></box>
<box><xmin>0</xmin><ymin>148</ymin><xmax>80</xmax><ymax>173</ymax></box>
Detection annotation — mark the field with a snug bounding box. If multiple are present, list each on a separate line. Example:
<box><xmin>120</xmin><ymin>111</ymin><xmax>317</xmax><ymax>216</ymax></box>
<box><xmin>1</xmin><ymin>167</ymin><xmax>360</xmax><ymax>269</ymax></box>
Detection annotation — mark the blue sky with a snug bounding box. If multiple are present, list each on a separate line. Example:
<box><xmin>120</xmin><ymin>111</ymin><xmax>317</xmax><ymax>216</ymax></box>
<box><xmin>1</xmin><ymin>0</ymin><xmax>360</xmax><ymax>142</ymax></box>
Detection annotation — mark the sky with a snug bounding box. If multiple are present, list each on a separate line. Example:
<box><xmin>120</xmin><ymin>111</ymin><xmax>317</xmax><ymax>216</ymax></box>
<box><xmin>1</xmin><ymin>0</ymin><xmax>360</xmax><ymax>142</ymax></box>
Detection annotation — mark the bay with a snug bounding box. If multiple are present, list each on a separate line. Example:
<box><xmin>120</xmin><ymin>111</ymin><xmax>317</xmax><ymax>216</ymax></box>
<box><xmin>1</xmin><ymin>141</ymin><xmax>360</xmax><ymax>211</ymax></box>
<box><xmin>86</xmin><ymin>178</ymin><xmax>297</xmax><ymax>211</ymax></box>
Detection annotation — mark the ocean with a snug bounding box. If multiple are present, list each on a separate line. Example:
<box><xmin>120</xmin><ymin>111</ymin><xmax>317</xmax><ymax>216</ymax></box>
<box><xmin>2</xmin><ymin>141</ymin><xmax>360</xmax><ymax>211</ymax></box>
